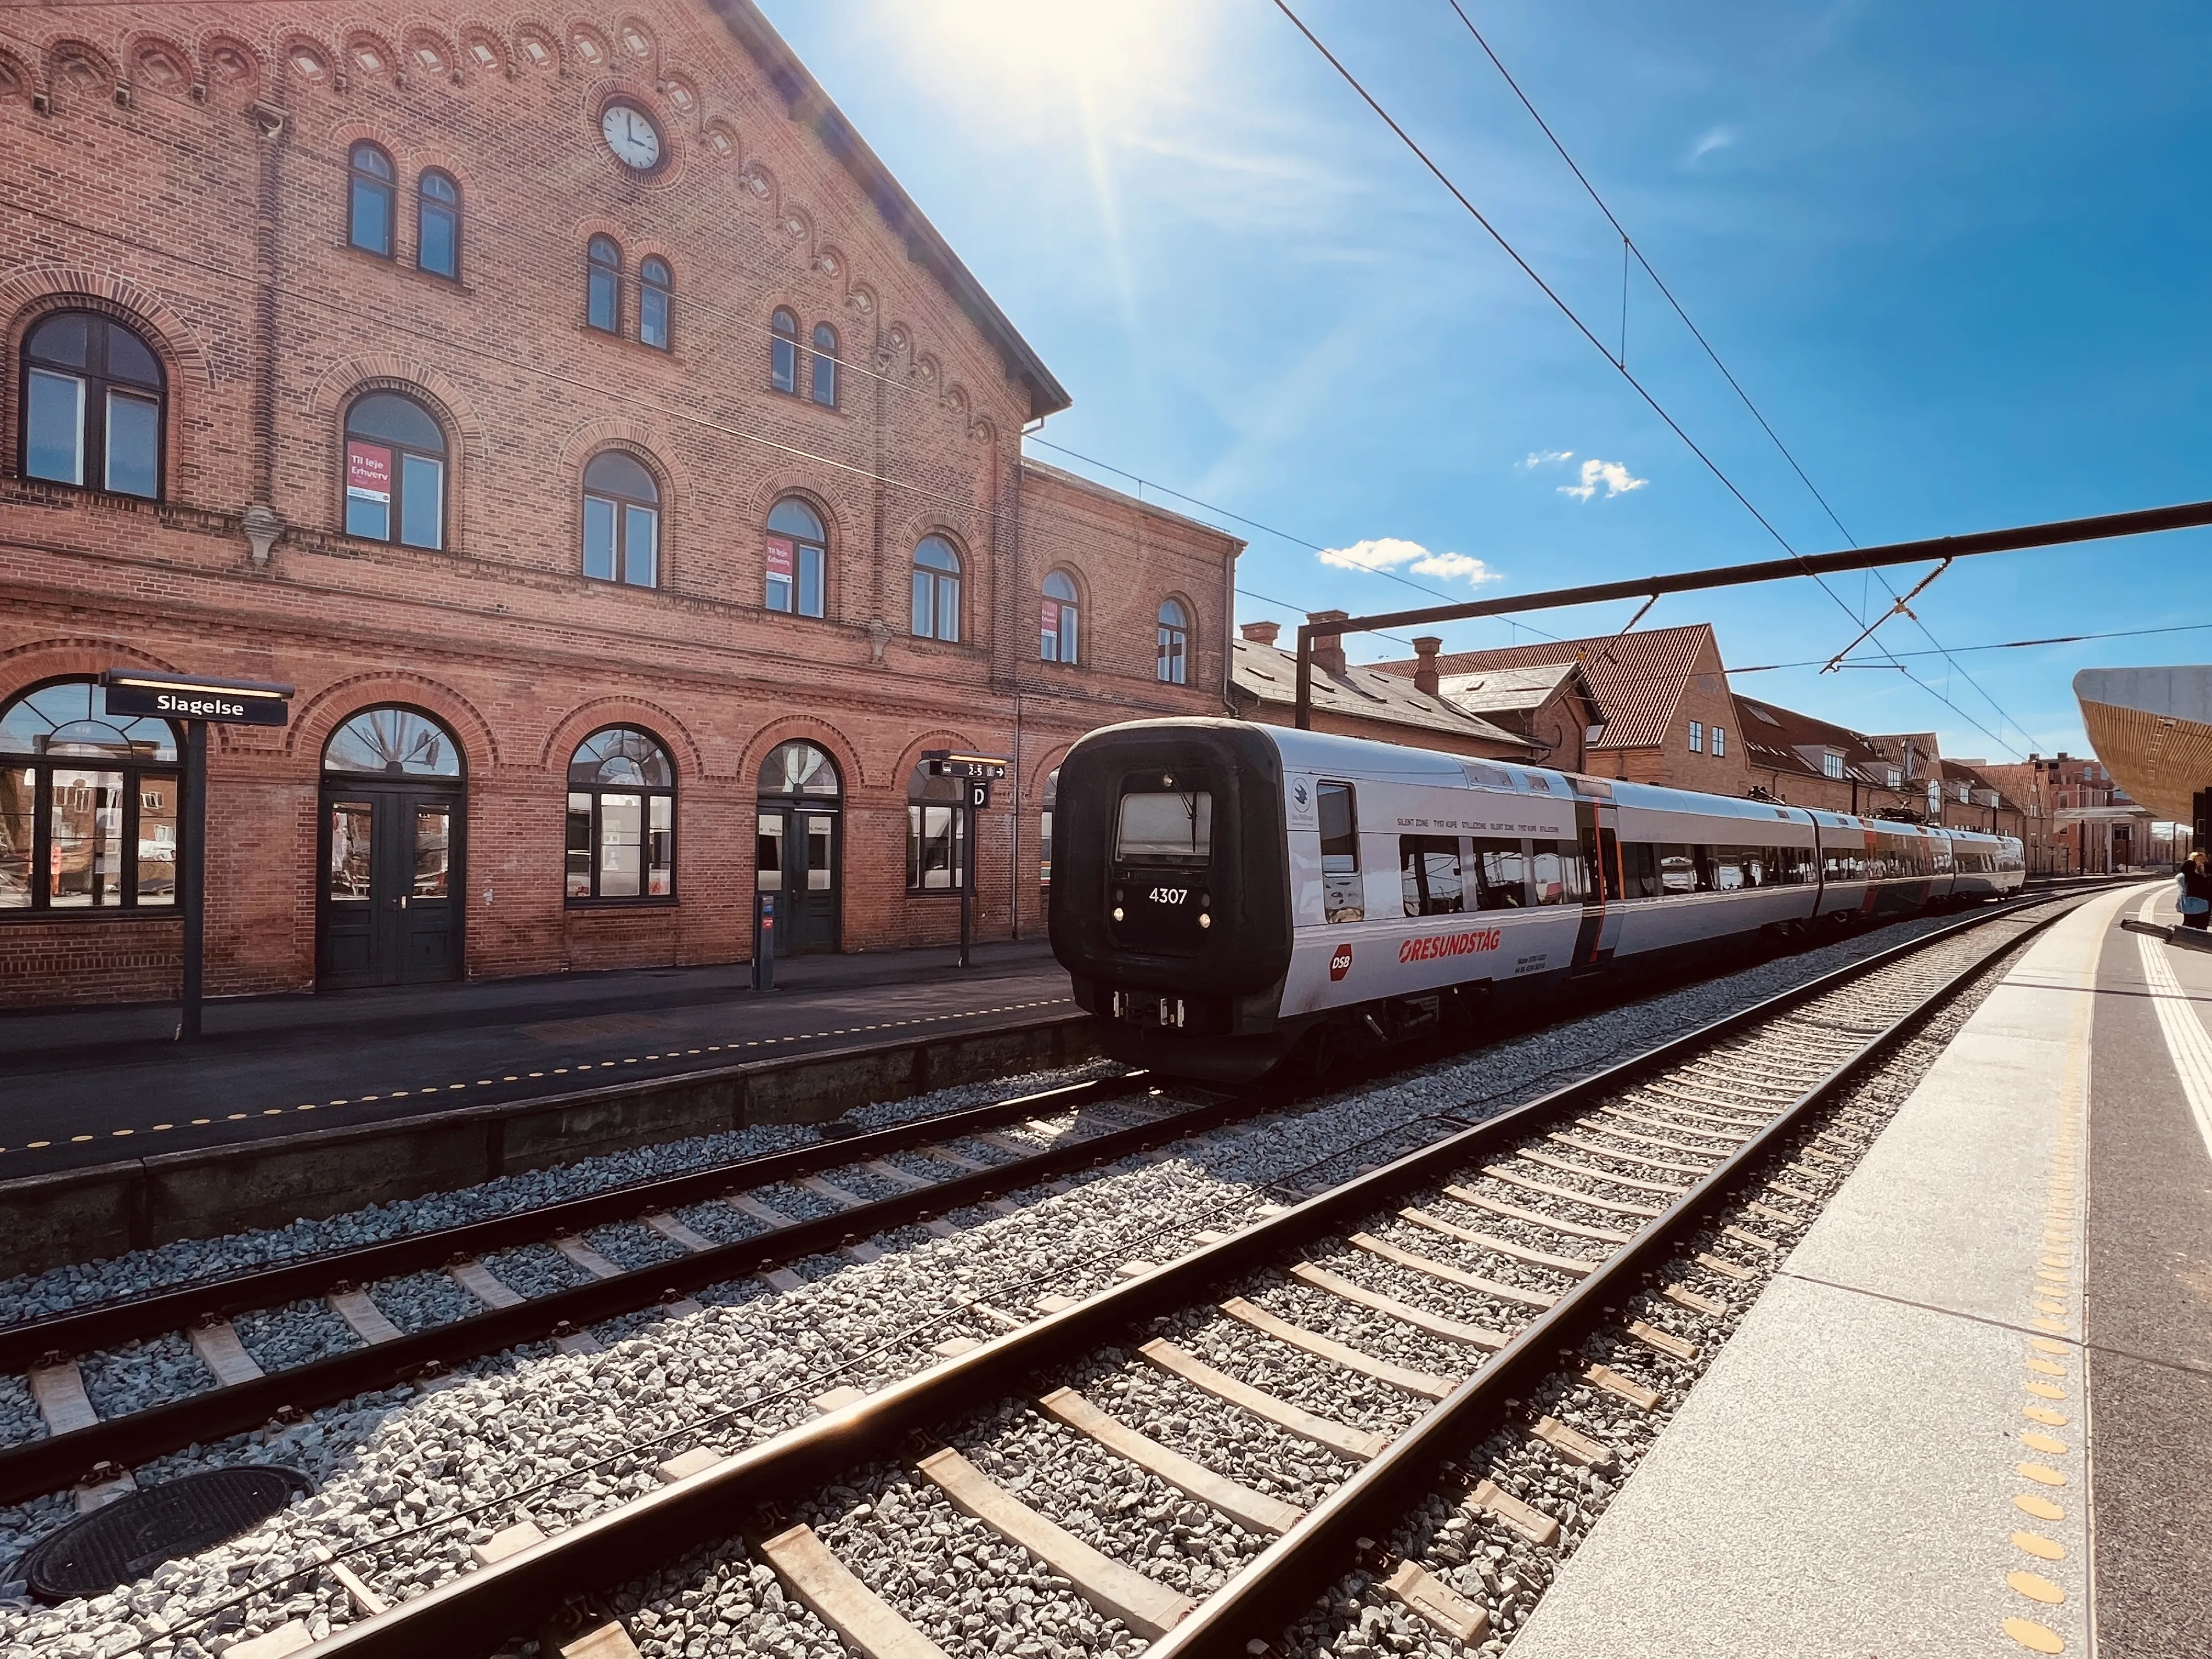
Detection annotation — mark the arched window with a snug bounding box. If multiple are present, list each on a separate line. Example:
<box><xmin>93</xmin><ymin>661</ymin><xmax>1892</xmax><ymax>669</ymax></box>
<box><xmin>907</xmin><ymin>760</ymin><xmax>965</xmax><ymax>892</ymax></box>
<box><xmin>22</xmin><ymin>311</ymin><xmax>164</xmax><ymax>499</ymax></box>
<box><xmin>323</xmin><ymin>707</ymin><xmax>462</xmax><ymax>776</ymax></box>
<box><xmin>758</xmin><ymin>740</ymin><xmax>840</xmax><ymax>797</ymax></box>
<box><xmin>1041</xmin><ymin>570</ymin><xmax>1080</xmax><ymax>664</ymax></box>
<box><xmin>344</xmin><ymin>391</ymin><xmax>445</xmax><ymax>549</ymax></box>
<box><xmin>582</xmin><ymin>451</ymin><xmax>659</xmax><ymax>588</ymax></box>
<box><xmin>587</xmin><ymin>235</ymin><xmax>622</xmax><ymax>334</ymax></box>
<box><xmin>639</xmin><ymin>257</ymin><xmax>672</xmax><ymax>350</ymax></box>
<box><xmin>348</xmin><ymin>142</ymin><xmax>396</xmax><ymax>256</ymax></box>
<box><xmin>567</xmin><ymin>726</ymin><xmax>674</xmax><ymax>901</ymax></box>
<box><xmin>765</xmin><ymin>497</ymin><xmax>826</xmax><ymax>618</ymax></box>
<box><xmin>1</xmin><ymin>679</ymin><xmax>180</xmax><ymax>912</ymax></box>
<box><xmin>416</xmin><ymin>170</ymin><xmax>460</xmax><ymax>279</ymax></box>
<box><xmin>810</xmin><ymin>323</ymin><xmax>838</xmax><ymax>407</ymax></box>
<box><xmin>770</xmin><ymin>308</ymin><xmax>799</xmax><ymax>394</ymax></box>
<box><xmin>912</xmin><ymin>535</ymin><xmax>961</xmax><ymax>642</ymax></box>
<box><xmin>1157</xmin><ymin>598</ymin><xmax>1191</xmax><ymax>685</ymax></box>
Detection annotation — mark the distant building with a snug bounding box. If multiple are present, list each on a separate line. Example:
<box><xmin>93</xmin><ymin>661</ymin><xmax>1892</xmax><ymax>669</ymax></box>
<box><xmin>1370</xmin><ymin>622</ymin><xmax>1748</xmax><ymax>792</ymax></box>
<box><xmin>1231</xmin><ymin>619</ymin><xmax>1529</xmax><ymax>759</ymax></box>
<box><xmin>1977</xmin><ymin>753</ymin><xmax>2142</xmax><ymax>873</ymax></box>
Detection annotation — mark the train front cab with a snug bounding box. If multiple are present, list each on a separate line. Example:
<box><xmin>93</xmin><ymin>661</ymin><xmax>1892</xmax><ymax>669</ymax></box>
<box><xmin>1047</xmin><ymin>720</ymin><xmax>1297</xmax><ymax>1081</ymax></box>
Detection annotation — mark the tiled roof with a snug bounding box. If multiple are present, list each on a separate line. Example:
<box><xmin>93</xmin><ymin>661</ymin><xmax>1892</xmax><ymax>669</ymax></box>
<box><xmin>1233</xmin><ymin>637</ymin><xmax>1531</xmax><ymax>749</ymax></box>
<box><xmin>1373</xmin><ymin>623</ymin><xmax>1715</xmax><ymax>751</ymax></box>
<box><xmin>1434</xmin><ymin>662</ymin><xmax>1587</xmax><ymax>716</ymax></box>
<box><xmin>1733</xmin><ymin>693</ymin><xmax>1891</xmax><ymax>787</ymax></box>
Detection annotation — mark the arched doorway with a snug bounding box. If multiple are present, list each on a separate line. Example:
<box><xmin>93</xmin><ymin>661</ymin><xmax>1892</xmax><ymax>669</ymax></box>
<box><xmin>317</xmin><ymin>706</ymin><xmax>465</xmax><ymax>987</ymax></box>
<box><xmin>756</xmin><ymin>740</ymin><xmax>840</xmax><ymax>955</ymax></box>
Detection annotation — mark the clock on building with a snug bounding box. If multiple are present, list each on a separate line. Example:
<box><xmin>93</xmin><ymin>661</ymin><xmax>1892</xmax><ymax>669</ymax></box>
<box><xmin>600</xmin><ymin>102</ymin><xmax>663</xmax><ymax>172</ymax></box>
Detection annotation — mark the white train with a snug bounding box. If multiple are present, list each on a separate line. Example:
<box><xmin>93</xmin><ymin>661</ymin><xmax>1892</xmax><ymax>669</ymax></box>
<box><xmin>1047</xmin><ymin>720</ymin><xmax>2024</xmax><ymax>1081</ymax></box>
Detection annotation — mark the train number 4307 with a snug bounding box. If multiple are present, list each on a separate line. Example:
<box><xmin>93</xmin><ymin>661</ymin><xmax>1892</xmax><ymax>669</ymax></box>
<box><xmin>1148</xmin><ymin>887</ymin><xmax>1190</xmax><ymax>905</ymax></box>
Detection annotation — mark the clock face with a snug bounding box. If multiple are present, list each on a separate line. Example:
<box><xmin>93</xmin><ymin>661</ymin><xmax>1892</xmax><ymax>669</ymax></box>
<box><xmin>601</xmin><ymin>103</ymin><xmax>663</xmax><ymax>172</ymax></box>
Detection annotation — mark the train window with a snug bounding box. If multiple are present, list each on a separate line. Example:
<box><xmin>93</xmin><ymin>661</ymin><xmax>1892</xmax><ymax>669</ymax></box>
<box><xmin>1115</xmin><ymin>789</ymin><xmax>1212</xmax><ymax>864</ymax></box>
<box><xmin>1317</xmin><ymin>782</ymin><xmax>1362</xmax><ymax>922</ymax></box>
<box><xmin>1656</xmin><ymin>844</ymin><xmax>1699</xmax><ymax>894</ymax></box>
<box><xmin>1471</xmin><ymin>837</ymin><xmax>1526</xmax><ymax>909</ymax></box>
<box><xmin>1620</xmin><ymin>842</ymin><xmax>1663</xmax><ymax>898</ymax></box>
<box><xmin>1400</xmin><ymin>836</ymin><xmax>1465</xmax><ymax>916</ymax></box>
<box><xmin>1532</xmin><ymin>839</ymin><xmax>1588</xmax><ymax>905</ymax></box>
<box><xmin>1706</xmin><ymin>847</ymin><xmax>1746</xmax><ymax>891</ymax></box>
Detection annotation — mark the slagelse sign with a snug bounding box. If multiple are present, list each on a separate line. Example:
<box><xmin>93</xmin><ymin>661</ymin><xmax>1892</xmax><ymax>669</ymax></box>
<box><xmin>102</xmin><ymin>673</ymin><xmax>293</xmax><ymax>727</ymax></box>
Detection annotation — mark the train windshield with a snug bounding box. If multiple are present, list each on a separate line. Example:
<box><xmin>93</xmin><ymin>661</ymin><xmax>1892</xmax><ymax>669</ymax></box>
<box><xmin>1115</xmin><ymin>790</ymin><xmax>1213</xmax><ymax>863</ymax></box>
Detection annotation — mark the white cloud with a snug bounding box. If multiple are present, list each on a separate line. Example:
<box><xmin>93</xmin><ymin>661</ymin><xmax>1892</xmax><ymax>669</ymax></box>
<box><xmin>1517</xmin><ymin>449</ymin><xmax>1572</xmax><ymax>470</ymax></box>
<box><xmin>1317</xmin><ymin>538</ymin><xmax>1499</xmax><ymax>587</ymax></box>
<box><xmin>1689</xmin><ymin>125</ymin><xmax>1737</xmax><ymax>163</ymax></box>
<box><xmin>1558</xmin><ymin>458</ymin><xmax>1649</xmax><ymax>501</ymax></box>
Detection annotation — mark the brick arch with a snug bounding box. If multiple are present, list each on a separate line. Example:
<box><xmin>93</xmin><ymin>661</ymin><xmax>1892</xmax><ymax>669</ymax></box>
<box><xmin>1028</xmin><ymin>742</ymin><xmax>1074</xmax><ymax>803</ymax></box>
<box><xmin>0</xmin><ymin>637</ymin><xmax>193</xmax><ymax>695</ymax></box>
<box><xmin>306</xmin><ymin>356</ymin><xmax>487</xmax><ymax>464</ymax></box>
<box><xmin>0</xmin><ymin>266</ymin><xmax>216</xmax><ymax>388</ymax></box>
<box><xmin>338</xmin><ymin>29</ymin><xmax>402</xmax><ymax>83</ymax></box>
<box><xmin>557</xmin><ymin>415</ymin><xmax>690</xmax><ymax>503</ymax></box>
<box><xmin>404</xmin><ymin>146</ymin><xmax>482</xmax><ymax>199</ymax></box>
<box><xmin>743</xmin><ymin>715</ymin><xmax>866</xmax><ymax>794</ymax></box>
<box><xmin>286</xmin><ymin>673</ymin><xmax>499</xmax><ymax>774</ymax></box>
<box><xmin>124</xmin><ymin>33</ymin><xmax>196</xmax><ymax>98</ymax></box>
<box><xmin>402</xmin><ymin>26</ymin><xmax>461</xmax><ymax>81</ymax></box>
<box><xmin>44</xmin><ymin>37</ymin><xmax>118</xmax><ymax>99</ymax></box>
<box><xmin>454</xmin><ymin>24</ymin><xmax>510</xmax><ymax>81</ymax></box>
<box><xmin>540</xmin><ymin>697</ymin><xmax>705</xmax><ymax>781</ymax></box>
<box><xmin>276</xmin><ymin>33</ymin><xmax>338</xmax><ymax>87</ymax></box>
<box><xmin>194</xmin><ymin>32</ymin><xmax>263</xmax><ymax>97</ymax></box>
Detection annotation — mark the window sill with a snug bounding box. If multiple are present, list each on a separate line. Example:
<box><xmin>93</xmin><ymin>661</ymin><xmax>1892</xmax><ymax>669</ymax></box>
<box><xmin>565</xmin><ymin>896</ymin><xmax>679</xmax><ymax>910</ymax></box>
<box><xmin>767</xmin><ymin>387</ymin><xmax>848</xmax><ymax>417</ymax></box>
<box><xmin>0</xmin><ymin>906</ymin><xmax>183</xmax><ymax>924</ymax></box>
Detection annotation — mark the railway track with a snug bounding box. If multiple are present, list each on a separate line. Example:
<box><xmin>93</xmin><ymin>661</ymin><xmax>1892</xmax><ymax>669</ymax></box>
<box><xmin>166</xmin><ymin>891</ymin><xmax>2076</xmax><ymax>1659</ymax></box>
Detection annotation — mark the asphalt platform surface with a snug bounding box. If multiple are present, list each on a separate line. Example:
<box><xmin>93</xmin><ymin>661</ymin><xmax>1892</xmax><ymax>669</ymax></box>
<box><xmin>0</xmin><ymin>939</ymin><xmax>1073</xmax><ymax>1180</ymax></box>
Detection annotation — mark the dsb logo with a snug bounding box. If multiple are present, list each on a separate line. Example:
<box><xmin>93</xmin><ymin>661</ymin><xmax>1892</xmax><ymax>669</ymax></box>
<box><xmin>1328</xmin><ymin>943</ymin><xmax>1353</xmax><ymax>981</ymax></box>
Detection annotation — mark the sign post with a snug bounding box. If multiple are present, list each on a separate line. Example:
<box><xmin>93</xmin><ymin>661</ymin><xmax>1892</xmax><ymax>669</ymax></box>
<box><xmin>922</xmin><ymin>751</ymin><xmax>1009</xmax><ymax>969</ymax></box>
<box><xmin>101</xmin><ymin>669</ymin><xmax>294</xmax><ymax>1041</ymax></box>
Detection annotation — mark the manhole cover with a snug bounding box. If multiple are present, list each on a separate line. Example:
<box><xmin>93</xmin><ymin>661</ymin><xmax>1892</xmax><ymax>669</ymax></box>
<box><xmin>21</xmin><ymin>1465</ymin><xmax>311</xmax><ymax>1603</ymax></box>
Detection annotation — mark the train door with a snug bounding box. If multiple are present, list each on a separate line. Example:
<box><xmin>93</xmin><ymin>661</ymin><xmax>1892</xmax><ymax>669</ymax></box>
<box><xmin>1570</xmin><ymin>799</ymin><xmax>1623</xmax><ymax>969</ymax></box>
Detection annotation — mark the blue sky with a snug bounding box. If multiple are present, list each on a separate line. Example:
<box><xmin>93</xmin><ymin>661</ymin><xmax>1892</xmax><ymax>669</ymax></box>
<box><xmin>764</xmin><ymin>1</ymin><xmax>2211</xmax><ymax>761</ymax></box>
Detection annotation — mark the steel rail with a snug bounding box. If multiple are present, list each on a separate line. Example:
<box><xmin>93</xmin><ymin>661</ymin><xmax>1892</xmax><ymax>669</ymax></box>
<box><xmin>0</xmin><ymin>1079</ymin><xmax>1265</xmax><ymax>1509</ymax></box>
<box><xmin>285</xmin><ymin>893</ymin><xmax>2068</xmax><ymax>1658</ymax></box>
<box><xmin>0</xmin><ymin>1072</ymin><xmax>1146</xmax><ymax>1376</ymax></box>
<box><xmin>1143</xmin><ymin>899</ymin><xmax>2075</xmax><ymax>1654</ymax></box>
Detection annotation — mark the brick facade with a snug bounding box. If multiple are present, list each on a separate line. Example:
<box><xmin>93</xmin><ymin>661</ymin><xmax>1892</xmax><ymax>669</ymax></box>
<box><xmin>0</xmin><ymin>2</ymin><xmax>1237</xmax><ymax>1005</ymax></box>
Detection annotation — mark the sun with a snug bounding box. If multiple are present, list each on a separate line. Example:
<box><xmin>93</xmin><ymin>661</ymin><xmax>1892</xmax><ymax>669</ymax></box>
<box><xmin>885</xmin><ymin>0</ymin><xmax>1203</xmax><ymax>125</ymax></box>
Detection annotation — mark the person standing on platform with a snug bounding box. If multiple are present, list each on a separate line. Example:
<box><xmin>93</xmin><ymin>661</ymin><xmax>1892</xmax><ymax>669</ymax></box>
<box><xmin>2179</xmin><ymin>848</ymin><xmax>2212</xmax><ymax>930</ymax></box>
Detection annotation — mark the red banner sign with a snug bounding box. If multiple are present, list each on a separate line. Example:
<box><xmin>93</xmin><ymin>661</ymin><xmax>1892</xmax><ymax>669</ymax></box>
<box><xmin>765</xmin><ymin>535</ymin><xmax>794</xmax><ymax>579</ymax></box>
<box><xmin>1041</xmin><ymin>598</ymin><xmax>1060</xmax><ymax>636</ymax></box>
<box><xmin>346</xmin><ymin>441</ymin><xmax>392</xmax><ymax>503</ymax></box>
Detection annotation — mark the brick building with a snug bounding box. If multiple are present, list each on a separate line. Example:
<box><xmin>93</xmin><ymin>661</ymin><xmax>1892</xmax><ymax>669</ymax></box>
<box><xmin>1374</xmin><ymin>623</ymin><xmax>1751</xmax><ymax>794</ymax></box>
<box><xmin>1977</xmin><ymin>754</ymin><xmax>2135</xmax><ymax>873</ymax></box>
<box><xmin>0</xmin><ymin>2</ymin><xmax>1237</xmax><ymax>1005</ymax></box>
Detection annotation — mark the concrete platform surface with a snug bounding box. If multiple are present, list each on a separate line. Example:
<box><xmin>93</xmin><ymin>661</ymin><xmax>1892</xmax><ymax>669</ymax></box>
<box><xmin>0</xmin><ymin>939</ymin><xmax>1073</xmax><ymax>1178</ymax></box>
<box><xmin>1508</xmin><ymin>881</ymin><xmax>2211</xmax><ymax>1659</ymax></box>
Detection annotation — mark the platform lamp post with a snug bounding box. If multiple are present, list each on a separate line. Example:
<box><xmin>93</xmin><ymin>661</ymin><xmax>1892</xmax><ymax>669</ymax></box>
<box><xmin>100</xmin><ymin>669</ymin><xmax>294</xmax><ymax>1041</ymax></box>
<box><xmin>922</xmin><ymin>750</ymin><xmax>1009</xmax><ymax>968</ymax></box>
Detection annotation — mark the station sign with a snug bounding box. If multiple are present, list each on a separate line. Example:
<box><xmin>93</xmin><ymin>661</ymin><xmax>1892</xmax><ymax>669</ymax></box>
<box><xmin>921</xmin><ymin>749</ymin><xmax>1011</xmax><ymax>782</ymax></box>
<box><xmin>100</xmin><ymin>668</ymin><xmax>295</xmax><ymax>727</ymax></box>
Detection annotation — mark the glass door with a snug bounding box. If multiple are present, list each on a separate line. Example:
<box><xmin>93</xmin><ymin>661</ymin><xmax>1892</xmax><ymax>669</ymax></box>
<box><xmin>317</xmin><ymin>786</ymin><xmax>463</xmax><ymax>987</ymax></box>
<box><xmin>755</xmin><ymin>804</ymin><xmax>839</xmax><ymax>955</ymax></box>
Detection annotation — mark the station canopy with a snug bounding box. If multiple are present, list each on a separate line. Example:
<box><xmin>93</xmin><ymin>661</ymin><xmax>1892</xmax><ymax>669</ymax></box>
<box><xmin>2073</xmin><ymin>666</ymin><xmax>2212</xmax><ymax>821</ymax></box>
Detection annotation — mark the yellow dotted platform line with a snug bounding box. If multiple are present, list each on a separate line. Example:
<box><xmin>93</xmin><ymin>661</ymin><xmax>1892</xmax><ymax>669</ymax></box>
<box><xmin>2</xmin><ymin>997</ymin><xmax>1073</xmax><ymax>1153</ymax></box>
<box><xmin>2000</xmin><ymin>1078</ymin><xmax>2085</xmax><ymax>1653</ymax></box>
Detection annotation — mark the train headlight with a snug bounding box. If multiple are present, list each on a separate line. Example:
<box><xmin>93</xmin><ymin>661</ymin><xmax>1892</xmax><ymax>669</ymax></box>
<box><xmin>1198</xmin><ymin>913</ymin><xmax>1211</xmax><ymax>929</ymax></box>
<box><xmin>1112</xmin><ymin>906</ymin><xmax>1124</xmax><ymax>921</ymax></box>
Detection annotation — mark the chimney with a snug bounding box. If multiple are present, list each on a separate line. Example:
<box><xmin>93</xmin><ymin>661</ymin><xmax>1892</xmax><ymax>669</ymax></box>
<box><xmin>1412</xmin><ymin>636</ymin><xmax>1442</xmax><ymax>697</ymax></box>
<box><xmin>1307</xmin><ymin>610</ymin><xmax>1348</xmax><ymax>678</ymax></box>
<box><xmin>1240</xmin><ymin>619</ymin><xmax>1280</xmax><ymax>647</ymax></box>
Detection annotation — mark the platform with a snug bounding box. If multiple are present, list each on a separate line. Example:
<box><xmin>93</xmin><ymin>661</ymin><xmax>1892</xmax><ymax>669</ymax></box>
<box><xmin>1508</xmin><ymin>881</ymin><xmax>2212</xmax><ymax>1658</ymax></box>
<box><xmin>0</xmin><ymin>939</ymin><xmax>1073</xmax><ymax>1179</ymax></box>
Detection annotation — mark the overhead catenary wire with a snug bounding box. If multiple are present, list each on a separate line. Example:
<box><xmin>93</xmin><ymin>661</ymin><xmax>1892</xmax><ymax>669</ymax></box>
<box><xmin>1269</xmin><ymin>0</ymin><xmax>2034</xmax><ymax>759</ymax></box>
<box><xmin>1730</xmin><ymin>618</ymin><xmax>2212</xmax><ymax>674</ymax></box>
<box><xmin>1440</xmin><ymin>0</ymin><xmax>2041</xmax><ymax>749</ymax></box>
